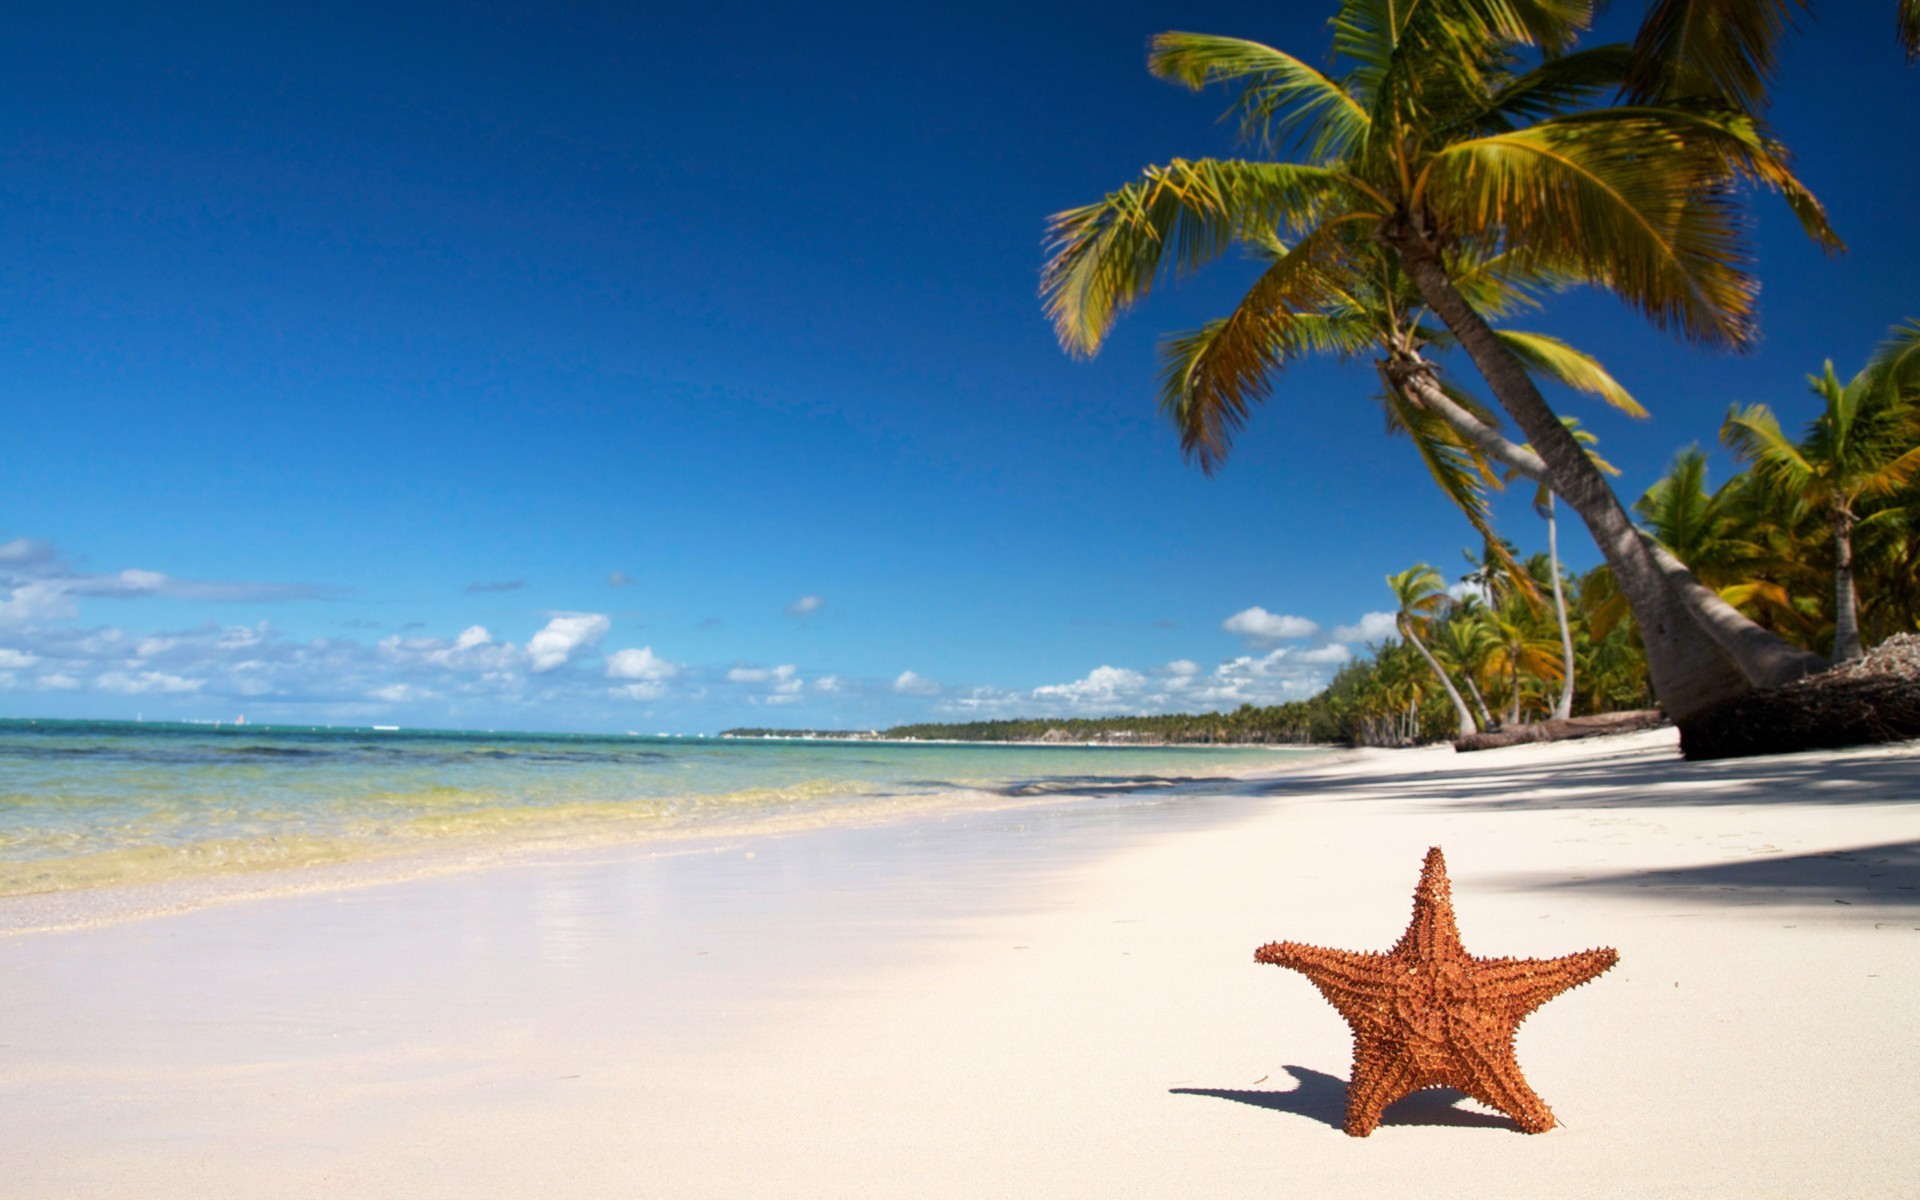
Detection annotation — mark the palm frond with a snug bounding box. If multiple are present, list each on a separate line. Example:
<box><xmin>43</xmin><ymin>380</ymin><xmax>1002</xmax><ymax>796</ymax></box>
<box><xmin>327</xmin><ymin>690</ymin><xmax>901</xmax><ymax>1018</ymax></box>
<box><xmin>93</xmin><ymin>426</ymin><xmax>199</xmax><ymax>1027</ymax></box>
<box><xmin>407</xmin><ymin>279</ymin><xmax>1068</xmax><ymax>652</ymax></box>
<box><xmin>1148</xmin><ymin>33</ymin><xmax>1369</xmax><ymax>160</ymax></box>
<box><xmin>1442</xmin><ymin>246</ymin><xmax>1573</xmax><ymax>318</ymax></box>
<box><xmin>1156</xmin><ymin>224</ymin><xmax>1365</xmax><ymax>471</ymax></box>
<box><xmin>1478</xmin><ymin>44</ymin><xmax>1635</xmax><ymax>127</ymax></box>
<box><xmin>1381</xmin><ymin>383</ymin><xmax>1532</xmax><ymax>596</ymax></box>
<box><xmin>1722</xmin><ymin>402</ymin><xmax>1816</xmax><ymax>489</ymax></box>
<box><xmin>1420</xmin><ymin>113</ymin><xmax>1761</xmax><ymax>348</ymax></box>
<box><xmin>1041</xmin><ymin>159</ymin><xmax>1360</xmax><ymax>356</ymax></box>
<box><xmin>1624</xmin><ymin>0</ymin><xmax>1809</xmax><ymax>114</ymax></box>
<box><xmin>1492</xmin><ymin>330</ymin><xmax>1647</xmax><ymax>416</ymax></box>
<box><xmin>1866</xmin><ymin>317</ymin><xmax>1920</xmax><ymax>393</ymax></box>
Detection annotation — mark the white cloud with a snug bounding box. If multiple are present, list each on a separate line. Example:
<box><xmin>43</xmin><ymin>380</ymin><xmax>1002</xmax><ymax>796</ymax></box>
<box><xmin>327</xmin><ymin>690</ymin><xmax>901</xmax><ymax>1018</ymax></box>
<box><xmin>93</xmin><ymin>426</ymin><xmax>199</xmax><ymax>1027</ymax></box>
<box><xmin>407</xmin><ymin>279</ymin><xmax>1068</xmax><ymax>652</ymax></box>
<box><xmin>1032</xmin><ymin>665</ymin><xmax>1147</xmax><ymax>706</ymax></box>
<box><xmin>94</xmin><ymin>670</ymin><xmax>204</xmax><ymax>695</ymax></box>
<box><xmin>607</xmin><ymin>571</ymin><xmax>633</xmax><ymax>588</ymax></box>
<box><xmin>0</xmin><ymin>538</ymin><xmax>57</xmax><ymax>565</ymax></box>
<box><xmin>813</xmin><ymin>675</ymin><xmax>845</xmax><ymax>693</ymax></box>
<box><xmin>1296</xmin><ymin>643</ymin><xmax>1353</xmax><ymax>664</ymax></box>
<box><xmin>0</xmin><ymin>648</ymin><xmax>37</xmax><ymax>669</ymax></box>
<box><xmin>893</xmin><ymin>670</ymin><xmax>941</xmax><ymax>695</ymax></box>
<box><xmin>1448</xmin><ymin>581</ymin><xmax>1491</xmax><ymax>604</ymax></box>
<box><xmin>607</xmin><ymin>646</ymin><xmax>679</xmax><ymax>682</ymax></box>
<box><xmin>1</xmin><ymin>538</ymin><xmax>338</xmax><ymax>629</ymax></box>
<box><xmin>371</xmin><ymin>683</ymin><xmax>434</xmax><ymax>703</ymax></box>
<box><xmin>1331</xmin><ymin>611</ymin><xmax>1400</xmax><ymax>643</ymax></box>
<box><xmin>786</xmin><ymin>595</ymin><xmax>825</xmax><ymax>617</ymax></box>
<box><xmin>1222</xmin><ymin>606</ymin><xmax>1319</xmax><ymax>643</ymax></box>
<box><xmin>525</xmin><ymin>613</ymin><xmax>609</xmax><ymax>672</ymax></box>
<box><xmin>727</xmin><ymin>663</ymin><xmax>797</xmax><ymax>684</ymax></box>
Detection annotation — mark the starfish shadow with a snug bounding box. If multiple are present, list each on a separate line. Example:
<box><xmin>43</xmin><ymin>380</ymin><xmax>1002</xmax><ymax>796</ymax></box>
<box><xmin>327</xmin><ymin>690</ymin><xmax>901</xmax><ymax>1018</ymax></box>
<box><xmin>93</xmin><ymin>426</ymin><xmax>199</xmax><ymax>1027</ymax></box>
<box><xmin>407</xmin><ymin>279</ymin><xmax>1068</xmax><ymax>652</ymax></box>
<box><xmin>1172</xmin><ymin>1065</ymin><xmax>1519</xmax><ymax>1132</ymax></box>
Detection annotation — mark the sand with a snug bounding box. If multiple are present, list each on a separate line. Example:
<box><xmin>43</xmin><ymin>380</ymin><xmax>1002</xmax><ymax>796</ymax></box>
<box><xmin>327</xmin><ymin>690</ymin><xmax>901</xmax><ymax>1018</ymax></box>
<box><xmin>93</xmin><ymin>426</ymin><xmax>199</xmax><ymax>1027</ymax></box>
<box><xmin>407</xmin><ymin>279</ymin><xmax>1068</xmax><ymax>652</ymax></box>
<box><xmin>2</xmin><ymin>728</ymin><xmax>1916</xmax><ymax>1197</ymax></box>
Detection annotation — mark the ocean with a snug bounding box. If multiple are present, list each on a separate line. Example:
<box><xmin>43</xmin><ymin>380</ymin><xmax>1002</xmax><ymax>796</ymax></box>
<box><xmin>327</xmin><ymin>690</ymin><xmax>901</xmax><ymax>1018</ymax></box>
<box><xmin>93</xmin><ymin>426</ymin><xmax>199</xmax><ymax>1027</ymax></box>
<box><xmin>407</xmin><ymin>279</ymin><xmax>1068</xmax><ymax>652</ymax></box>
<box><xmin>0</xmin><ymin>718</ymin><xmax>1323</xmax><ymax>896</ymax></box>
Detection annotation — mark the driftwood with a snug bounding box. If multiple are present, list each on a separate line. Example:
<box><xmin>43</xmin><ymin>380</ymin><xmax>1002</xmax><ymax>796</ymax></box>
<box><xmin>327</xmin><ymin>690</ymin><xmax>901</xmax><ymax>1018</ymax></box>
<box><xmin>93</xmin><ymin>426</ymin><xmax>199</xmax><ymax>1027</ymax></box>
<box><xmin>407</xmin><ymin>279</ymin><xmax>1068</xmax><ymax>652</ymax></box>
<box><xmin>1678</xmin><ymin>634</ymin><xmax>1920</xmax><ymax>761</ymax></box>
<box><xmin>1453</xmin><ymin>709</ymin><xmax>1668</xmax><ymax>753</ymax></box>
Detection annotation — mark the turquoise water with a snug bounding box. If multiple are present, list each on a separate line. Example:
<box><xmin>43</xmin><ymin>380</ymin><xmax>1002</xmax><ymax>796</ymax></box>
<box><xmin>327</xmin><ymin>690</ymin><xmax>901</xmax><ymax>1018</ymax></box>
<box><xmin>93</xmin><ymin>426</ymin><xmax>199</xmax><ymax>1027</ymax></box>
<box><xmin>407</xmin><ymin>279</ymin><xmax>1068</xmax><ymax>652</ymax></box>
<box><xmin>0</xmin><ymin>719</ymin><xmax>1320</xmax><ymax>895</ymax></box>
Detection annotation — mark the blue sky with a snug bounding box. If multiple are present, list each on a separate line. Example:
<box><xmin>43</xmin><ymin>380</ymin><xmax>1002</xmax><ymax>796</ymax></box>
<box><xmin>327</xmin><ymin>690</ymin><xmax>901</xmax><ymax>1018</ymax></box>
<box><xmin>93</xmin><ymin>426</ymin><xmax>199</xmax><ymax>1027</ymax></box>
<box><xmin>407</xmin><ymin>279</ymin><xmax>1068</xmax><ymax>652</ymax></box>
<box><xmin>3</xmin><ymin>2</ymin><xmax>1916</xmax><ymax>733</ymax></box>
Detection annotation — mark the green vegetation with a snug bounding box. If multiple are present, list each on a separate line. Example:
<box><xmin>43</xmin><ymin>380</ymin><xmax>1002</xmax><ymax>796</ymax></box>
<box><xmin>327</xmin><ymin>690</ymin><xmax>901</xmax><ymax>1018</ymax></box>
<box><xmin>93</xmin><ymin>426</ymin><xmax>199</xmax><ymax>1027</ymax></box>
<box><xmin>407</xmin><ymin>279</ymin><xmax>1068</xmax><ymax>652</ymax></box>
<box><xmin>1039</xmin><ymin>0</ymin><xmax>1920</xmax><ymax>725</ymax></box>
<box><xmin>882</xmin><ymin>708</ymin><xmax>1326</xmax><ymax>745</ymax></box>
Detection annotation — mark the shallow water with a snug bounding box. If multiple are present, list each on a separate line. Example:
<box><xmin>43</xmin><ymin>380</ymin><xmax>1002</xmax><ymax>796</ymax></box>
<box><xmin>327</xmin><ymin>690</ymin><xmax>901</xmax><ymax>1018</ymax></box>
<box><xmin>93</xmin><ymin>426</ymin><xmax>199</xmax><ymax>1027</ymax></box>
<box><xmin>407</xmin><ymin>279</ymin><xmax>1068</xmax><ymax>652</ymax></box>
<box><xmin>0</xmin><ymin>719</ymin><xmax>1321</xmax><ymax>895</ymax></box>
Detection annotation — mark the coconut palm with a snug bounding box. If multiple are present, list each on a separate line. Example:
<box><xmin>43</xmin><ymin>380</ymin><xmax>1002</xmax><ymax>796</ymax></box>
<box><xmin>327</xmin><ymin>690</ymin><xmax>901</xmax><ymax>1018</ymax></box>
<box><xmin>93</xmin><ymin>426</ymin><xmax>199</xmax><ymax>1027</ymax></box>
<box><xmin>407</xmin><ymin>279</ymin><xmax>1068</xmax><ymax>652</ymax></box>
<box><xmin>1485</xmin><ymin>593</ymin><xmax>1567</xmax><ymax>725</ymax></box>
<box><xmin>1722</xmin><ymin>326</ymin><xmax>1920</xmax><ymax>660</ymax></box>
<box><xmin>1635</xmin><ymin>447</ymin><xmax>1819</xmax><ymax>640</ymax></box>
<box><xmin>1043</xmin><ymin>0</ymin><xmax>1835</xmax><ymax>721</ymax></box>
<box><xmin>1387</xmin><ymin>563</ymin><xmax>1479</xmax><ymax>736</ymax></box>
<box><xmin>1431</xmin><ymin>601</ymin><xmax>1501</xmax><ymax>728</ymax></box>
<box><xmin>1513</xmin><ymin>419</ymin><xmax>1615</xmax><ymax>719</ymax></box>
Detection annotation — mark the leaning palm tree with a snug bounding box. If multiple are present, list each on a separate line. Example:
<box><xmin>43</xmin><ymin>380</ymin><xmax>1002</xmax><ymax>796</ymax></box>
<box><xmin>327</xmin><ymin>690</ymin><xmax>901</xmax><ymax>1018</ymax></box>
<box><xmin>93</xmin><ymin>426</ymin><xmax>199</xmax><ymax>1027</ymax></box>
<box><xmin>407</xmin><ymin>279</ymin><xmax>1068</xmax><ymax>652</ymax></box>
<box><xmin>1722</xmin><ymin>324</ymin><xmax>1920</xmax><ymax>660</ymax></box>
<box><xmin>1043</xmin><ymin>0</ymin><xmax>1835</xmax><ymax>721</ymax></box>
<box><xmin>1387</xmin><ymin>564</ymin><xmax>1479</xmax><ymax>736</ymax></box>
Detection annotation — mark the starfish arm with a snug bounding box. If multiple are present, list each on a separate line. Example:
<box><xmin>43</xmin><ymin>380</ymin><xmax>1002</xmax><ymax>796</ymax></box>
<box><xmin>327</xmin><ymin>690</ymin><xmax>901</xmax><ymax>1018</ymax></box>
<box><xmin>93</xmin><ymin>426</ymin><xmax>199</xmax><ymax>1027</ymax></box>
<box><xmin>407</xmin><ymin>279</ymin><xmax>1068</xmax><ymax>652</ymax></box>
<box><xmin>1256</xmin><ymin>942</ymin><xmax>1400</xmax><ymax>1028</ymax></box>
<box><xmin>1468</xmin><ymin>948</ymin><xmax>1620</xmax><ymax>1017</ymax></box>
<box><xmin>1343</xmin><ymin>1043</ymin><xmax>1423</xmax><ymax>1137</ymax></box>
<box><xmin>1451</xmin><ymin>1038</ymin><xmax>1557</xmax><ymax>1133</ymax></box>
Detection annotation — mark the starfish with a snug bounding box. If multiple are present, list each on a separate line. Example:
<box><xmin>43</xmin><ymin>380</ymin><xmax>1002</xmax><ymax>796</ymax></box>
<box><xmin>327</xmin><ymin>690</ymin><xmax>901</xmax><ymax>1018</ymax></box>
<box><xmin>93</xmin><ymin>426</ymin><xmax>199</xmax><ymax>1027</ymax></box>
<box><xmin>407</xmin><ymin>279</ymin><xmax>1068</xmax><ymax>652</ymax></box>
<box><xmin>1255</xmin><ymin>846</ymin><xmax>1617</xmax><ymax>1136</ymax></box>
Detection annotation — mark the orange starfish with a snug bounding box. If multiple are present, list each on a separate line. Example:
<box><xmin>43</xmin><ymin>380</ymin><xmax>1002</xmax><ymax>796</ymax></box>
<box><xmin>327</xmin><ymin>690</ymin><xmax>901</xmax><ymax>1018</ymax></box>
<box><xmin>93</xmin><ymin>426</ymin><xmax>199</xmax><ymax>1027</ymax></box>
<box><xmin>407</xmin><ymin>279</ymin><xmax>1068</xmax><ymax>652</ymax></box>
<box><xmin>1256</xmin><ymin>846</ymin><xmax>1617</xmax><ymax>1136</ymax></box>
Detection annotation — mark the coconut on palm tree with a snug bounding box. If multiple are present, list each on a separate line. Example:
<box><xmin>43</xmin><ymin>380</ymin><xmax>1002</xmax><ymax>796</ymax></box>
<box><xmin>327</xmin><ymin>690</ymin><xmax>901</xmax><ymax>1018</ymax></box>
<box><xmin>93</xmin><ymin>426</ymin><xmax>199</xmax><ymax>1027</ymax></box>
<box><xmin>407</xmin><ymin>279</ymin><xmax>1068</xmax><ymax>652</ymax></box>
<box><xmin>1043</xmin><ymin>0</ymin><xmax>1835</xmax><ymax>723</ymax></box>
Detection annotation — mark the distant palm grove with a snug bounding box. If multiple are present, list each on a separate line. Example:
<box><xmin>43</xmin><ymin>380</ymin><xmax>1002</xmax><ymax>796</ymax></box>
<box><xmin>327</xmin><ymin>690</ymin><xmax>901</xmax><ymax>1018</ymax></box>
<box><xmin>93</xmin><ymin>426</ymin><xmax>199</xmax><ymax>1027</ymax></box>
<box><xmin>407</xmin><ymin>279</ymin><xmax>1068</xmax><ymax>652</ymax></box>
<box><xmin>1039</xmin><ymin>0</ymin><xmax>1920</xmax><ymax>749</ymax></box>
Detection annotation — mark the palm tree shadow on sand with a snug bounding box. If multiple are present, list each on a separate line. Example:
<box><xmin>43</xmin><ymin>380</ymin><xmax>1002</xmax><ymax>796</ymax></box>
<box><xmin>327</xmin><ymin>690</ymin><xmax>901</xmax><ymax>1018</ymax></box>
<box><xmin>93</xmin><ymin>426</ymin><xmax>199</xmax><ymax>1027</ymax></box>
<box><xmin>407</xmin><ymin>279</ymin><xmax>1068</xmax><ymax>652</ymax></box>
<box><xmin>1172</xmin><ymin>1065</ymin><xmax>1519</xmax><ymax>1132</ymax></box>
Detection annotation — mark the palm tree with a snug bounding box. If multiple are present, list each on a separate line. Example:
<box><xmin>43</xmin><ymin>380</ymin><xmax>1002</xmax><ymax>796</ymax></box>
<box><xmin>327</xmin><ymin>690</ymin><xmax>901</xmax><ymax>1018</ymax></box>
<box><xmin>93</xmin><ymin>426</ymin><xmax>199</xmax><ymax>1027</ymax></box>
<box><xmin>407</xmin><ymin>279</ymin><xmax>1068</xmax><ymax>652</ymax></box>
<box><xmin>1722</xmin><ymin>325</ymin><xmax>1920</xmax><ymax>660</ymax></box>
<box><xmin>1043</xmin><ymin>0</ymin><xmax>1834</xmax><ymax>721</ymax></box>
<box><xmin>1387</xmin><ymin>564</ymin><xmax>1479</xmax><ymax>736</ymax></box>
<box><xmin>1515</xmin><ymin>419</ymin><xmax>1616</xmax><ymax>719</ymax></box>
<box><xmin>1485</xmin><ymin>592</ymin><xmax>1567</xmax><ymax>725</ymax></box>
<box><xmin>1635</xmin><ymin>447</ymin><xmax>1819</xmax><ymax>641</ymax></box>
<box><xmin>1431</xmin><ymin>601</ymin><xmax>1500</xmax><ymax>728</ymax></box>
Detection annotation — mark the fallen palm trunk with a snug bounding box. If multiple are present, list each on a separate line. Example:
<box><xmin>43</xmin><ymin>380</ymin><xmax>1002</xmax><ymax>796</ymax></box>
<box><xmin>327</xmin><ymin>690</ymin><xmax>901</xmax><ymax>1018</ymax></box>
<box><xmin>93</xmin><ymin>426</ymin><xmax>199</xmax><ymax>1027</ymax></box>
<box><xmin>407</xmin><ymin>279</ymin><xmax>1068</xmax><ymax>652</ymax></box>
<box><xmin>1453</xmin><ymin>709</ymin><xmax>1668</xmax><ymax>752</ymax></box>
<box><xmin>1679</xmin><ymin>634</ymin><xmax>1920</xmax><ymax>761</ymax></box>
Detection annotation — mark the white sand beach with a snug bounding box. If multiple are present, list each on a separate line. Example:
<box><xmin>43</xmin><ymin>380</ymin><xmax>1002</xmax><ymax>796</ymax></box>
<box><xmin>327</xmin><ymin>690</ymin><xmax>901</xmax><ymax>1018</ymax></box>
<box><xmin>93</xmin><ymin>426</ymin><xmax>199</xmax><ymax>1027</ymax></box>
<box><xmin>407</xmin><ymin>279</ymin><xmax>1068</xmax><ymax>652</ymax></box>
<box><xmin>2</xmin><ymin>728</ymin><xmax>1916</xmax><ymax>1198</ymax></box>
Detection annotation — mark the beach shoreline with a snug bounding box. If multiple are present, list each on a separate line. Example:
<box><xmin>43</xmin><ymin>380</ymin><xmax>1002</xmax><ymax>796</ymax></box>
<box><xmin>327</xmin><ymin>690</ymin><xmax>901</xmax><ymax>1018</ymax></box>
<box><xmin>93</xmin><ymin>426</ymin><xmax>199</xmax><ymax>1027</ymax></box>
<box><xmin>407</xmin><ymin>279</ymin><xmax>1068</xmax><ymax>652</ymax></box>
<box><xmin>0</xmin><ymin>743</ymin><xmax>1335</xmax><ymax>938</ymax></box>
<box><xmin>2</xmin><ymin>728</ymin><xmax>1915</xmax><ymax>1197</ymax></box>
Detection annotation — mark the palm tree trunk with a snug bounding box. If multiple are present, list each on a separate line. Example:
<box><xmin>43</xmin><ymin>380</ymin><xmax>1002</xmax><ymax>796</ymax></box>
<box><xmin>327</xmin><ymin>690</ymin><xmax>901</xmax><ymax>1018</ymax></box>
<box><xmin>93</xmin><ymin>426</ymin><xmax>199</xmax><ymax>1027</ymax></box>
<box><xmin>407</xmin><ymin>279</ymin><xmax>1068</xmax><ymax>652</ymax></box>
<box><xmin>1386</xmin><ymin>224</ymin><xmax>1788</xmax><ymax>722</ymax></box>
<box><xmin>1390</xmin><ymin>348</ymin><xmax>1826</xmax><ymax>690</ymax></box>
<box><xmin>1399</xmin><ymin>616</ymin><xmax>1479</xmax><ymax>736</ymax></box>
<box><xmin>1462</xmin><ymin>671</ymin><xmax>1496</xmax><ymax>730</ymax></box>
<box><xmin>1546</xmin><ymin>495</ymin><xmax>1576</xmax><ymax>721</ymax></box>
<box><xmin>1833</xmin><ymin>509</ymin><xmax>1865</xmax><ymax>662</ymax></box>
